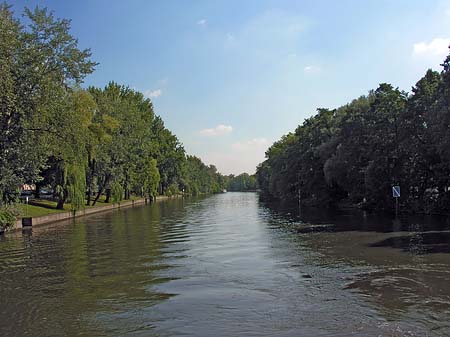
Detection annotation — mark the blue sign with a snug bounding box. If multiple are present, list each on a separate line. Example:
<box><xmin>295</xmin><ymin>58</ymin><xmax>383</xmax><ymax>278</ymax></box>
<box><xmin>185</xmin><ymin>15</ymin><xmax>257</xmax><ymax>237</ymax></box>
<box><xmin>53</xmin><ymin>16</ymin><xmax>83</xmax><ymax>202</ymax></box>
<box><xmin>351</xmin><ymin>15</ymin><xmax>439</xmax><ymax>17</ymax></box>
<box><xmin>392</xmin><ymin>186</ymin><xmax>400</xmax><ymax>198</ymax></box>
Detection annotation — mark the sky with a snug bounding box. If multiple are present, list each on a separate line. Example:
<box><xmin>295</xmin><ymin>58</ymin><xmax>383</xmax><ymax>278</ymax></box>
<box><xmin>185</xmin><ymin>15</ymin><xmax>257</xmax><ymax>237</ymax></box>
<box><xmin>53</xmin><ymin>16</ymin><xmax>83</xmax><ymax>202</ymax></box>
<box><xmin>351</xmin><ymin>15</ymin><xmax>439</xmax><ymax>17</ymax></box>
<box><xmin>11</xmin><ymin>0</ymin><xmax>450</xmax><ymax>175</ymax></box>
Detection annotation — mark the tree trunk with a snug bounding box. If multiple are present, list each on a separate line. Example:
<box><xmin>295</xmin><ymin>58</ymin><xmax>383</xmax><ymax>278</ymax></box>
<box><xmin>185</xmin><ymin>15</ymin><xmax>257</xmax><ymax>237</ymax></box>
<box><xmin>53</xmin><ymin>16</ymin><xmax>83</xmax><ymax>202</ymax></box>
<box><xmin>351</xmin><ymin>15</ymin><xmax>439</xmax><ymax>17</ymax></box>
<box><xmin>56</xmin><ymin>196</ymin><xmax>66</xmax><ymax>209</ymax></box>
<box><xmin>92</xmin><ymin>174</ymin><xmax>109</xmax><ymax>206</ymax></box>
<box><xmin>92</xmin><ymin>188</ymin><xmax>103</xmax><ymax>206</ymax></box>
<box><xmin>86</xmin><ymin>184</ymin><xmax>91</xmax><ymax>206</ymax></box>
<box><xmin>86</xmin><ymin>157</ymin><xmax>95</xmax><ymax>206</ymax></box>
<box><xmin>105</xmin><ymin>188</ymin><xmax>111</xmax><ymax>203</ymax></box>
<box><xmin>34</xmin><ymin>184</ymin><xmax>41</xmax><ymax>199</ymax></box>
<box><xmin>124</xmin><ymin>172</ymin><xmax>130</xmax><ymax>200</ymax></box>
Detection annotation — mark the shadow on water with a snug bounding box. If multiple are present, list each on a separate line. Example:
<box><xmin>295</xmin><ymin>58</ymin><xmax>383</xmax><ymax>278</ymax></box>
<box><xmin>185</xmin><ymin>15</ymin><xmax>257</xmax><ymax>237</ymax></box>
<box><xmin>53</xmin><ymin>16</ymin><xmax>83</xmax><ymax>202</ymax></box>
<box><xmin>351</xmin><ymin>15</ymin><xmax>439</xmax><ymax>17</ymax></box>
<box><xmin>259</xmin><ymin>196</ymin><xmax>450</xmax><ymax>254</ymax></box>
<box><xmin>259</xmin><ymin>195</ymin><xmax>450</xmax><ymax>336</ymax></box>
<box><xmin>259</xmin><ymin>199</ymin><xmax>450</xmax><ymax>233</ymax></box>
<box><xmin>370</xmin><ymin>231</ymin><xmax>450</xmax><ymax>254</ymax></box>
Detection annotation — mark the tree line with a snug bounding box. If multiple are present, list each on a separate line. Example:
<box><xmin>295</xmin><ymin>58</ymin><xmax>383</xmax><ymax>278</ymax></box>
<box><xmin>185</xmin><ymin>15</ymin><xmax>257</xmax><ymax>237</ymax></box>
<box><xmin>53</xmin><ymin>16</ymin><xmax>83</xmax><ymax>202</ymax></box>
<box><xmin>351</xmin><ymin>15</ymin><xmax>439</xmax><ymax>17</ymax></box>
<box><xmin>257</xmin><ymin>50</ymin><xmax>450</xmax><ymax>214</ymax></box>
<box><xmin>226</xmin><ymin>173</ymin><xmax>257</xmax><ymax>192</ymax></box>
<box><xmin>0</xmin><ymin>4</ymin><xmax>228</xmax><ymax>213</ymax></box>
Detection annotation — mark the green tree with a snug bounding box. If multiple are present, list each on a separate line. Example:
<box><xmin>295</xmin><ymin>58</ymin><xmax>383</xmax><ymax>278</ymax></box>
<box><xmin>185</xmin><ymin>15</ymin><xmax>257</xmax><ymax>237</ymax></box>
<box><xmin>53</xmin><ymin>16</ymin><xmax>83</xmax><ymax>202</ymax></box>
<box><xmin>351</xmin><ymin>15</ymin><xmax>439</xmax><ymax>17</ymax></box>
<box><xmin>257</xmin><ymin>51</ymin><xmax>450</xmax><ymax>213</ymax></box>
<box><xmin>0</xmin><ymin>4</ymin><xmax>96</xmax><ymax>207</ymax></box>
<box><xmin>227</xmin><ymin>173</ymin><xmax>257</xmax><ymax>191</ymax></box>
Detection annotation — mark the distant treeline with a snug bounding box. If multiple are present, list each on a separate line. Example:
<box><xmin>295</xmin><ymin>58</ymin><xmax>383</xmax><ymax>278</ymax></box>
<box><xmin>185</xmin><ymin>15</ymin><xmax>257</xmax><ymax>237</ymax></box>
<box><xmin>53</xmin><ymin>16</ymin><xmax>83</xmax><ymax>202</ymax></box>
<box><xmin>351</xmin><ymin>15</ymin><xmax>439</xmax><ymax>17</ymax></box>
<box><xmin>0</xmin><ymin>4</ymin><xmax>227</xmax><ymax>210</ymax></box>
<box><xmin>226</xmin><ymin>173</ymin><xmax>257</xmax><ymax>192</ymax></box>
<box><xmin>257</xmin><ymin>50</ymin><xmax>450</xmax><ymax>214</ymax></box>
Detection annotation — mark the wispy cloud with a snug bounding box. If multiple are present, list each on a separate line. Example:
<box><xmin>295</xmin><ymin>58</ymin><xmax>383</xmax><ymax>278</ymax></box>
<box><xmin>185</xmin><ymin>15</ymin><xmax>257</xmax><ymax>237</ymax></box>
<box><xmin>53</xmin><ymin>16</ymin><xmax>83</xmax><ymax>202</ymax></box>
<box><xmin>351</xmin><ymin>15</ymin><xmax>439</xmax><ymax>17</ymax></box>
<box><xmin>413</xmin><ymin>37</ymin><xmax>450</xmax><ymax>57</ymax></box>
<box><xmin>144</xmin><ymin>89</ymin><xmax>162</xmax><ymax>99</ymax></box>
<box><xmin>199</xmin><ymin>124</ymin><xmax>233</xmax><ymax>136</ymax></box>
<box><xmin>202</xmin><ymin>137</ymin><xmax>270</xmax><ymax>174</ymax></box>
<box><xmin>222</xmin><ymin>10</ymin><xmax>309</xmax><ymax>53</ymax></box>
<box><xmin>157</xmin><ymin>77</ymin><xmax>169</xmax><ymax>86</ymax></box>
<box><xmin>445</xmin><ymin>2</ymin><xmax>450</xmax><ymax>16</ymax></box>
<box><xmin>303</xmin><ymin>65</ymin><xmax>321</xmax><ymax>73</ymax></box>
<box><xmin>197</xmin><ymin>19</ymin><xmax>207</xmax><ymax>26</ymax></box>
<box><xmin>231</xmin><ymin>138</ymin><xmax>269</xmax><ymax>151</ymax></box>
<box><xmin>240</xmin><ymin>10</ymin><xmax>308</xmax><ymax>48</ymax></box>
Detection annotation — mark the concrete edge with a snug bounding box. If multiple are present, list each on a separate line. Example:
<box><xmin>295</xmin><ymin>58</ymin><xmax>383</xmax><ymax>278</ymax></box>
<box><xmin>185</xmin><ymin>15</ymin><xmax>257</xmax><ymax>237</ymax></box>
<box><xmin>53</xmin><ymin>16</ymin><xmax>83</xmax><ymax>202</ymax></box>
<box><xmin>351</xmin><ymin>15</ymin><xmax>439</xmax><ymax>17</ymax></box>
<box><xmin>9</xmin><ymin>195</ymin><xmax>178</xmax><ymax>232</ymax></box>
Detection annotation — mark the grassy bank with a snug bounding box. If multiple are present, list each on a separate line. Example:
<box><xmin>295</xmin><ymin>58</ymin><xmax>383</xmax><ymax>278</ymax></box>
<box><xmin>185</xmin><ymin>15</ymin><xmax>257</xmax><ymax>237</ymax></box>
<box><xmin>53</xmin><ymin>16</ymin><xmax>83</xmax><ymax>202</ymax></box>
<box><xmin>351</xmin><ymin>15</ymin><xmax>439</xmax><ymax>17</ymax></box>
<box><xmin>17</xmin><ymin>195</ymin><xmax>142</xmax><ymax>218</ymax></box>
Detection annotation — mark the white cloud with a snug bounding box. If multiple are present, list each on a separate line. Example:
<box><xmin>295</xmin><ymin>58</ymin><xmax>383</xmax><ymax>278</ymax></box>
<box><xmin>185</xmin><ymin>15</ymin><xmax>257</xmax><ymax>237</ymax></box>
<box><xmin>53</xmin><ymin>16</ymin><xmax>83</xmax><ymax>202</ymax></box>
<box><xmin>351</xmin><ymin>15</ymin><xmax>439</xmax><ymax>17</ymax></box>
<box><xmin>413</xmin><ymin>38</ymin><xmax>450</xmax><ymax>57</ymax></box>
<box><xmin>144</xmin><ymin>89</ymin><xmax>162</xmax><ymax>99</ymax></box>
<box><xmin>303</xmin><ymin>65</ymin><xmax>321</xmax><ymax>73</ymax></box>
<box><xmin>199</xmin><ymin>124</ymin><xmax>233</xmax><ymax>136</ymax></box>
<box><xmin>197</xmin><ymin>19</ymin><xmax>207</xmax><ymax>26</ymax></box>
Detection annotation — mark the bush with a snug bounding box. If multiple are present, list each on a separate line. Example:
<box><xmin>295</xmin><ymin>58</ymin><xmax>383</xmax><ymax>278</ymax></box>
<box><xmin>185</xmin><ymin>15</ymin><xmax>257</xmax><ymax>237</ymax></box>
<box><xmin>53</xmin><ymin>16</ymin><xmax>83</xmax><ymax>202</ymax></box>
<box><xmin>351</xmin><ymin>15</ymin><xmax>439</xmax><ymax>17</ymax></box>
<box><xmin>165</xmin><ymin>183</ymin><xmax>179</xmax><ymax>197</ymax></box>
<box><xmin>110</xmin><ymin>181</ymin><xmax>123</xmax><ymax>203</ymax></box>
<box><xmin>0</xmin><ymin>205</ymin><xmax>21</xmax><ymax>231</ymax></box>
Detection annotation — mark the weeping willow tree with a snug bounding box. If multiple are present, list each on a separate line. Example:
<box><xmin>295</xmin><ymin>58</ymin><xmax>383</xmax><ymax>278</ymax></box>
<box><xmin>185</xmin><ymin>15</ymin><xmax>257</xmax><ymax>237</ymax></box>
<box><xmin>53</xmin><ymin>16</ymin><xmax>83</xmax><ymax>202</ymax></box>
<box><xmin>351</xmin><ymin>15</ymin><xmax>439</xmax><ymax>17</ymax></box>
<box><xmin>49</xmin><ymin>90</ymin><xmax>96</xmax><ymax>210</ymax></box>
<box><xmin>110</xmin><ymin>181</ymin><xmax>123</xmax><ymax>204</ymax></box>
<box><xmin>65</xmin><ymin>162</ymin><xmax>86</xmax><ymax>211</ymax></box>
<box><xmin>0</xmin><ymin>4</ymin><xmax>96</xmax><ymax>209</ymax></box>
<box><xmin>54</xmin><ymin>158</ymin><xmax>88</xmax><ymax>210</ymax></box>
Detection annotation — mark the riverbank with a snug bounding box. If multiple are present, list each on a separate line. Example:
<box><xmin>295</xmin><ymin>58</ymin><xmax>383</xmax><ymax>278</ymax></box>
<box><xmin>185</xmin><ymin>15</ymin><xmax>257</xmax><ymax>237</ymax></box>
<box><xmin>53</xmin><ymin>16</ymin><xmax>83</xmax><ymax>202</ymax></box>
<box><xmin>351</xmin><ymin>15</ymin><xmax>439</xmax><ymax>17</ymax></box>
<box><xmin>9</xmin><ymin>195</ymin><xmax>180</xmax><ymax>233</ymax></box>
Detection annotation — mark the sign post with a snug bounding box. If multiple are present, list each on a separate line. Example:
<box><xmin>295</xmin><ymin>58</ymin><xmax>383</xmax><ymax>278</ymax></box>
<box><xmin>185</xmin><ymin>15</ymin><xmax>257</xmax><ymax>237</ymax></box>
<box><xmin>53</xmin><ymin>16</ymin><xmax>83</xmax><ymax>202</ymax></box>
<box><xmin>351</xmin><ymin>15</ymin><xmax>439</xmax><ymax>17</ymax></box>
<box><xmin>392</xmin><ymin>185</ymin><xmax>400</xmax><ymax>216</ymax></box>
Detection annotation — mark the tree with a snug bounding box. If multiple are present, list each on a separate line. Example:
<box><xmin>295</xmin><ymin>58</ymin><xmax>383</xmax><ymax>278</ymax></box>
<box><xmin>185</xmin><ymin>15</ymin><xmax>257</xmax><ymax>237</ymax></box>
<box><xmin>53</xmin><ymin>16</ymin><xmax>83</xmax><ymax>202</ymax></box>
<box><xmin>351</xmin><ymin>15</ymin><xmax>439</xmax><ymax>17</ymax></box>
<box><xmin>131</xmin><ymin>158</ymin><xmax>160</xmax><ymax>198</ymax></box>
<box><xmin>0</xmin><ymin>4</ymin><xmax>96</xmax><ymax>208</ymax></box>
<box><xmin>362</xmin><ymin>84</ymin><xmax>407</xmax><ymax>208</ymax></box>
<box><xmin>257</xmin><ymin>48</ymin><xmax>450</xmax><ymax>214</ymax></box>
<box><xmin>400</xmin><ymin>70</ymin><xmax>441</xmax><ymax>212</ymax></box>
<box><xmin>1</xmin><ymin>3</ymin><xmax>233</xmax><ymax>212</ymax></box>
<box><xmin>227</xmin><ymin>173</ymin><xmax>257</xmax><ymax>191</ymax></box>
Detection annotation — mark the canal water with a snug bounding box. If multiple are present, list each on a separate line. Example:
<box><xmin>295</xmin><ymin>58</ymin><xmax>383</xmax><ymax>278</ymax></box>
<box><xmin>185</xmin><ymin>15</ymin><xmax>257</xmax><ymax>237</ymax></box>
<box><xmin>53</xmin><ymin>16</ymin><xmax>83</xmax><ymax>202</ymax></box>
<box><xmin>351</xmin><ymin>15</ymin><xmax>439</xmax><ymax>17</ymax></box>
<box><xmin>1</xmin><ymin>192</ymin><xmax>450</xmax><ymax>336</ymax></box>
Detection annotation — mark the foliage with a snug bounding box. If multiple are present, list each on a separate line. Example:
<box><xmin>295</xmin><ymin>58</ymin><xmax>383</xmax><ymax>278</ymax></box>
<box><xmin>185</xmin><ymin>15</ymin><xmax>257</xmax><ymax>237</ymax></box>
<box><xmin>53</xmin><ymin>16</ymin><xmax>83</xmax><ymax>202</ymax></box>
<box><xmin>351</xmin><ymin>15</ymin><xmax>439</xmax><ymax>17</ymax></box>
<box><xmin>165</xmin><ymin>183</ymin><xmax>180</xmax><ymax>197</ymax></box>
<box><xmin>65</xmin><ymin>162</ymin><xmax>86</xmax><ymax>211</ymax></box>
<box><xmin>0</xmin><ymin>4</ymin><xmax>95</xmax><ymax>208</ymax></box>
<box><xmin>0</xmin><ymin>204</ymin><xmax>20</xmax><ymax>230</ymax></box>
<box><xmin>227</xmin><ymin>173</ymin><xmax>257</xmax><ymax>191</ymax></box>
<box><xmin>257</xmin><ymin>48</ymin><xmax>450</xmax><ymax>213</ymax></box>
<box><xmin>182</xmin><ymin>156</ymin><xmax>225</xmax><ymax>195</ymax></box>
<box><xmin>0</xmin><ymin>3</ymin><xmax>231</xmax><ymax>215</ymax></box>
<box><xmin>110</xmin><ymin>181</ymin><xmax>123</xmax><ymax>204</ymax></box>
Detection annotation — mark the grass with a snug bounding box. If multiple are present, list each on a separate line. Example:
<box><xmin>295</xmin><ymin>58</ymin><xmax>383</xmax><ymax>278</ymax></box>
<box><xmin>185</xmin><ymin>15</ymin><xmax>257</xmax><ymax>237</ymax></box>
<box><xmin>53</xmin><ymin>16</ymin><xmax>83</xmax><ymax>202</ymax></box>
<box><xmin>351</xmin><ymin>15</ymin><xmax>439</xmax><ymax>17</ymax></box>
<box><xmin>19</xmin><ymin>203</ymin><xmax>67</xmax><ymax>217</ymax></box>
<box><xmin>17</xmin><ymin>195</ymin><xmax>142</xmax><ymax>218</ymax></box>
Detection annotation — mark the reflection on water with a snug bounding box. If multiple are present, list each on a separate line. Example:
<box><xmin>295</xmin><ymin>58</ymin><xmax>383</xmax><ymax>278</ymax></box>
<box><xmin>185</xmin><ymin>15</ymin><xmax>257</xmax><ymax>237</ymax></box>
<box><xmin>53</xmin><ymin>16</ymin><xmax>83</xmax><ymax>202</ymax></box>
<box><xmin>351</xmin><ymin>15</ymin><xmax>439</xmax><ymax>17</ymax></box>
<box><xmin>1</xmin><ymin>193</ymin><xmax>450</xmax><ymax>336</ymax></box>
<box><xmin>262</xmin><ymin>198</ymin><xmax>450</xmax><ymax>336</ymax></box>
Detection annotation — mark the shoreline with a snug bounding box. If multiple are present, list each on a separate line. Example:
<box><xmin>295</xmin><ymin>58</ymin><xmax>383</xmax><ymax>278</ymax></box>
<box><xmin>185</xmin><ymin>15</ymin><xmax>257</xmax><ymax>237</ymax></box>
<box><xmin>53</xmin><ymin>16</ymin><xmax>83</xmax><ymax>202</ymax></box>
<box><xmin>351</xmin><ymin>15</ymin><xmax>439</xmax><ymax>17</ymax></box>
<box><xmin>9</xmin><ymin>195</ymin><xmax>179</xmax><ymax>233</ymax></box>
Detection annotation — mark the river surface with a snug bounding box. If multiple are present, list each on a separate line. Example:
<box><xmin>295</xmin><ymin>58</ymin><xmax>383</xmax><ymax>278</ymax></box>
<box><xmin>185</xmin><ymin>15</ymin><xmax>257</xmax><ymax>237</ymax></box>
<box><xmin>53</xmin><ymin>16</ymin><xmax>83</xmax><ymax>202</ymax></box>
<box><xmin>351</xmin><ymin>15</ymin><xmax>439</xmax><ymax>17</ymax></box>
<box><xmin>1</xmin><ymin>192</ymin><xmax>450</xmax><ymax>336</ymax></box>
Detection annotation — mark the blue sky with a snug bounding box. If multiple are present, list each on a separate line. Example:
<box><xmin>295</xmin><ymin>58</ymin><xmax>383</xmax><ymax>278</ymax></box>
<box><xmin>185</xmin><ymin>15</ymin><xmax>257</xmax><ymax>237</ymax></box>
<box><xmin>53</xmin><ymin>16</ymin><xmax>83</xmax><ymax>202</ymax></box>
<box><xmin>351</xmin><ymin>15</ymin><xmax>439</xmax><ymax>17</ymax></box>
<box><xmin>12</xmin><ymin>0</ymin><xmax>450</xmax><ymax>174</ymax></box>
